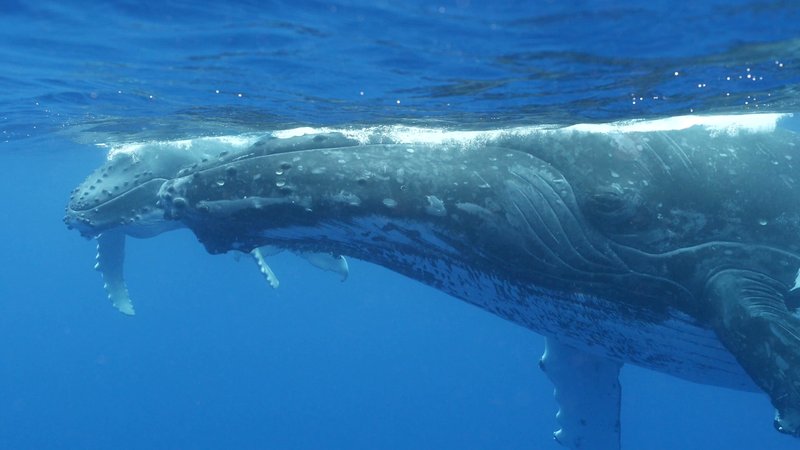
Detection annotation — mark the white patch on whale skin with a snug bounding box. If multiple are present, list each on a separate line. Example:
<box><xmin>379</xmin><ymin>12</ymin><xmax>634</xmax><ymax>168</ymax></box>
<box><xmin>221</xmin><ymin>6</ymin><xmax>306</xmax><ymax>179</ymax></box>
<box><xmin>791</xmin><ymin>267</ymin><xmax>800</xmax><ymax>292</ymax></box>
<box><xmin>330</xmin><ymin>190</ymin><xmax>362</xmax><ymax>206</ymax></box>
<box><xmin>425</xmin><ymin>195</ymin><xmax>447</xmax><ymax>216</ymax></box>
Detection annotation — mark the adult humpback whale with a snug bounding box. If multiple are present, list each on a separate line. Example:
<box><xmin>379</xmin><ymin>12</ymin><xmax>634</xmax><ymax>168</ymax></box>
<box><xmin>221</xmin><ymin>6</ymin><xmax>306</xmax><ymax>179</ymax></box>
<box><xmin>64</xmin><ymin>115</ymin><xmax>800</xmax><ymax>448</ymax></box>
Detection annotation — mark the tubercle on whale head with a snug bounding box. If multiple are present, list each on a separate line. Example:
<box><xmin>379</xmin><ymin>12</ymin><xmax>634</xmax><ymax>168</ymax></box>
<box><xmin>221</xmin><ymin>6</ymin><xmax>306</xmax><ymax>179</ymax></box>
<box><xmin>63</xmin><ymin>143</ymin><xmax>199</xmax><ymax>239</ymax></box>
<box><xmin>64</xmin><ymin>177</ymin><xmax>176</xmax><ymax>240</ymax></box>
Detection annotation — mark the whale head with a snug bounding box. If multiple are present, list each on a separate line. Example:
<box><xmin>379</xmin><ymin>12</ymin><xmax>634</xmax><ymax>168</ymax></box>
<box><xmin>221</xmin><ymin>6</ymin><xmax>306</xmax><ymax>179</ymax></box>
<box><xmin>63</xmin><ymin>136</ymin><xmax>265</xmax><ymax>315</ymax></box>
<box><xmin>63</xmin><ymin>133</ymin><xmax>361</xmax><ymax>315</ymax></box>
<box><xmin>63</xmin><ymin>143</ymin><xmax>203</xmax><ymax>239</ymax></box>
<box><xmin>63</xmin><ymin>134</ymin><xmax>278</xmax><ymax>238</ymax></box>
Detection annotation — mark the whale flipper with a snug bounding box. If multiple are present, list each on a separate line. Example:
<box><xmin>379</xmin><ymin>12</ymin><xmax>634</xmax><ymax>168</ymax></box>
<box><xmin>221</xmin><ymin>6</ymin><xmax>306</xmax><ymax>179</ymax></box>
<box><xmin>251</xmin><ymin>247</ymin><xmax>280</xmax><ymax>289</ymax></box>
<box><xmin>540</xmin><ymin>338</ymin><xmax>622</xmax><ymax>450</ymax></box>
<box><xmin>95</xmin><ymin>232</ymin><xmax>135</xmax><ymax>315</ymax></box>
<box><xmin>299</xmin><ymin>252</ymin><xmax>349</xmax><ymax>281</ymax></box>
<box><xmin>249</xmin><ymin>247</ymin><xmax>349</xmax><ymax>289</ymax></box>
<box><xmin>706</xmin><ymin>269</ymin><xmax>800</xmax><ymax>436</ymax></box>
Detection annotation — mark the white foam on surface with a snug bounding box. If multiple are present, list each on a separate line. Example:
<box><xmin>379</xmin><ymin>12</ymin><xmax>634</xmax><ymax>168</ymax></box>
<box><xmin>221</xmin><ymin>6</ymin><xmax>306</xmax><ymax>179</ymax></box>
<box><xmin>103</xmin><ymin>134</ymin><xmax>262</xmax><ymax>160</ymax></box>
<box><xmin>99</xmin><ymin>113</ymin><xmax>791</xmax><ymax>158</ymax></box>
<box><xmin>565</xmin><ymin>113</ymin><xmax>789</xmax><ymax>134</ymax></box>
<box><xmin>275</xmin><ymin>124</ymin><xmax>551</xmax><ymax>145</ymax></box>
<box><xmin>273</xmin><ymin>113</ymin><xmax>790</xmax><ymax>145</ymax></box>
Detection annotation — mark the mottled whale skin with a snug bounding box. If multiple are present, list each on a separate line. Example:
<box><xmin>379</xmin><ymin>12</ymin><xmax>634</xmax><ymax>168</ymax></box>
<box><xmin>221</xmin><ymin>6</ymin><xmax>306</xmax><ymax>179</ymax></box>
<box><xmin>65</xmin><ymin>117</ymin><xmax>800</xmax><ymax>448</ymax></box>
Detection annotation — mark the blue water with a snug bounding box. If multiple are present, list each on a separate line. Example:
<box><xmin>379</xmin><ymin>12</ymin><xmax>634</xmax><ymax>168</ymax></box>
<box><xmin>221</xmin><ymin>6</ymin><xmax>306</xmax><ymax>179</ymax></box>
<box><xmin>2</xmin><ymin>1</ymin><xmax>800</xmax><ymax>448</ymax></box>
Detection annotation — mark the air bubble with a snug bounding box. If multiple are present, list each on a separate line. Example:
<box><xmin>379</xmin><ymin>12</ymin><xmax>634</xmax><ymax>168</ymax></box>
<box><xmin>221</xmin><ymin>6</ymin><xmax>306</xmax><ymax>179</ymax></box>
<box><xmin>216</xmin><ymin>180</ymin><xmax>225</xmax><ymax>186</ymax></box>
<box><xmin>383</xmin><ymin>198</ymin><xmax>398</xmax><ymax>208</ymax></box>
<box><xmin>758</xmin><ymin>219</ymin><xmax>768</xmax><ymax>226</ymax></box>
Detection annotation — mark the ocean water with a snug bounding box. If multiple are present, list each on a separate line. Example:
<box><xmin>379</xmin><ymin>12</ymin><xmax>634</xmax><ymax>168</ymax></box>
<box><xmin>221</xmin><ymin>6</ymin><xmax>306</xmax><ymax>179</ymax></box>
<box><xmin>2</xmin><ymin>1</ymin><xmax>800</xmax><ymax>449</ymax></box>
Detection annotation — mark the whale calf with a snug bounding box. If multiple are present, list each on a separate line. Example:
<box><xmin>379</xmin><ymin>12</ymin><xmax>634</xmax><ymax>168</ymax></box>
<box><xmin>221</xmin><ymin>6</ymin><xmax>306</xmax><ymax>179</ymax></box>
<box><xmin>65</xmin><ymin>115</ymin><xmax>800</xmax><ymax>448</ymax></box>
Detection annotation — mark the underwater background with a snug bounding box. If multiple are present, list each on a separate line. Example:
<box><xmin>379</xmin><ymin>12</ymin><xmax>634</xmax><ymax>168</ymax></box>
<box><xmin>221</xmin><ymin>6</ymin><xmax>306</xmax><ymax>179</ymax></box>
<box><xmin>2</xmin><ymin>1</ymin><xmax>800</xmax><ymax>448</ymax></box>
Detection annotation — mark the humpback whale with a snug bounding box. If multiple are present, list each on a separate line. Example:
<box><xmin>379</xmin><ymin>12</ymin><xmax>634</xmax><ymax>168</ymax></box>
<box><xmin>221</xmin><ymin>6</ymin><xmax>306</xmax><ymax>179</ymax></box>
<box><xmin>64</xmin><ymin>115</ymin><xmax>800</xmax><ymax>448</ymax></box>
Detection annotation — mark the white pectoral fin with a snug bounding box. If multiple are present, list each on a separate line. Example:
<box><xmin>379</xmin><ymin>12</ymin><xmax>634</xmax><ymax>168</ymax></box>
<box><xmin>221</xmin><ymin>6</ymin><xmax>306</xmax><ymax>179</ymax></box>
<box><xmin>540</xmin><ymin>338</ymin><xmax>622</xmax><ymax>450</ymax></box>
<box><xmin>248</xmin><ymin>247</ymin><xmax>348</xmax><ymax>290</ymax></box>
<box><xmin>95</xmin><ymin>232</ymin><xmax>135</xmax><ymax>315</ymax></box>
<box><xmin>300</xmin><ymin>252</ymin><xmax>349</xmax><ymax>281</ymax></box>
<box><xmin>251</xmin><ymin>247</ymin><xmax>280</xmax><ymax>289</ymax></box>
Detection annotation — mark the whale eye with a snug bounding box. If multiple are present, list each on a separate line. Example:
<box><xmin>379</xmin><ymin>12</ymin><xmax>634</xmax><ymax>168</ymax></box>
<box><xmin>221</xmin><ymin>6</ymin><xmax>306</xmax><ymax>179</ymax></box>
<box><xmin>590</xmin><ymin>188</ymin><xmax>626</xmax><ymax>214</ymax></box>
<box><xmin>584</xmin><ymin>185</ymin><xmax>651</xmax><ymax>232</ymax></box>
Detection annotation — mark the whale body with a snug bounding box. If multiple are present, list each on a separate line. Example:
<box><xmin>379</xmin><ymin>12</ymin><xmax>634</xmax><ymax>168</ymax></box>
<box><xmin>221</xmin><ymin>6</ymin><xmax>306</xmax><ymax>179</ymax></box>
<box><xmin>65</xmin><ymin>115</ymin><xmax>800</xmax><ymax>448</ymax></box>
